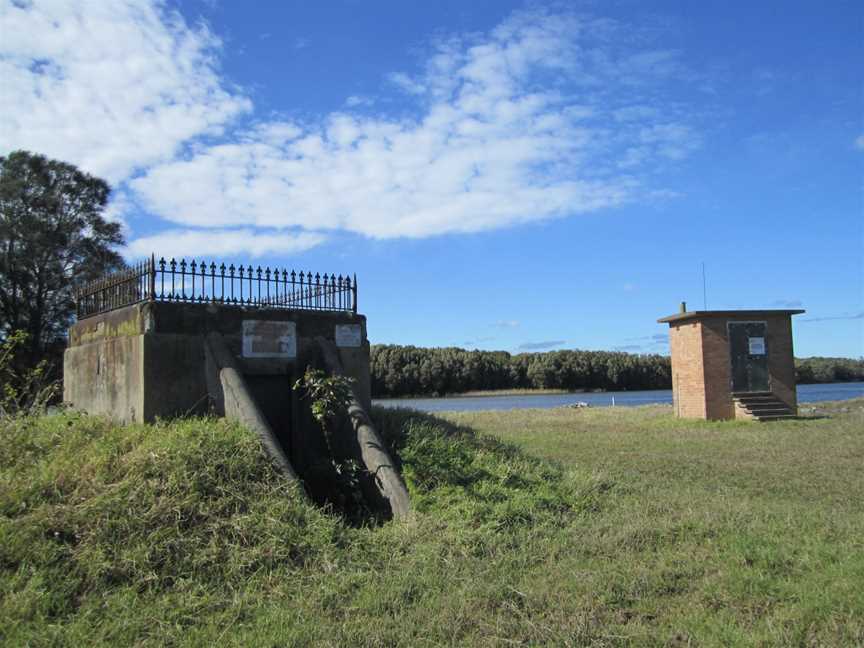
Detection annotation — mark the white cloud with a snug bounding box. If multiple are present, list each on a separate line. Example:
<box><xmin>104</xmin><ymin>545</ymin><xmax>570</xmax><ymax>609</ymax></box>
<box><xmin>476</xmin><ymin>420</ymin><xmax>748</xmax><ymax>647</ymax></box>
<box><xmin>345</xmin><ymin>95</ymin><xmax>375</xmax><ymax>108</ymax></box>
<box><xmin>126</xmin><ymin>229</ymin><xmax>325</xmax><ymax>260</ymax></box>
<box><xmin>2</xmin><ymin>3</ymin><xmax>701</xmax><ymax>256</ymax></box>
<box><xmin>0</xmin><ymin>0</ymin><xmax>250</xmax><ymax>183</ymax></box>
<box><xmin>131</xmin><ymin>9</ymin><xmax>698</xmax><ymax>240</ymax></box>
<box><xmin>102</xmin><ymin>190</ymin><xmax>133</xmax><ymax>237</ymax></box>
<box><xmin>388</xmin><ymin>72</ymin><xmax>426</xmax><ymax>96</ymax></box>
<box><xmin>494</xmin><ymin>320</ymin><xmax>520</xmax><ymax>328</ymax></box>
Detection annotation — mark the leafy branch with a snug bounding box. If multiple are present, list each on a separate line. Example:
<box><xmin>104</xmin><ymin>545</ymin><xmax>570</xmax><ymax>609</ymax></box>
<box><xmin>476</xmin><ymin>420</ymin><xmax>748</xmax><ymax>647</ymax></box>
<box><xmin>293</xmin><ymin>367</ymin><xmax>355</xmax><ymax>436</ymax></box>
<box><xmin>293</xmin><ymin>368</ymin><xmax>374</xmax><ymax>518</ymax></box>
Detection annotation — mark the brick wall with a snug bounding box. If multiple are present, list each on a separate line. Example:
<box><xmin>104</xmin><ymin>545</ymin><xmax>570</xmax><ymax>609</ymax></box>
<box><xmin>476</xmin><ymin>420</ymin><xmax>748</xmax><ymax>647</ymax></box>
<box><xmin>765</xmin><ymin>315</ymin><xmax>797</xmax><ymax>412</ymax></box>
<box><xmin>669</xmin><ymin>321</ymin><xmax>706</xmax><ymax>418</ymax></box>
<box><xmin>700</xmin><ymin>318</ymin><xmax>735</xmax><ymax>420</ymax></box>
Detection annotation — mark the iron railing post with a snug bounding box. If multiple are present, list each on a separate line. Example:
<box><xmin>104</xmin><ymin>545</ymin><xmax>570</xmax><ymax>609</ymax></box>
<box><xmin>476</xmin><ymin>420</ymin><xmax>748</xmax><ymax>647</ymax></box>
<box><xmin>149</xmin><ymin>253</ymin><xmax>156</xmax><ymax>301</ymax></box>
<box><xmin>352</xmin><ymin>273</ymin><xmax>358</xmax><ymax>314</ymax></box>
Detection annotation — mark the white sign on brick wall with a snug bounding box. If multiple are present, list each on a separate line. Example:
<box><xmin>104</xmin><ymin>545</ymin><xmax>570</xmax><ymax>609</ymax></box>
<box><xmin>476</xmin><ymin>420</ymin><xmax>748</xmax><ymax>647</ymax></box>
<box><xmin>748</xmin><ymin>337</ymin><xmax>765</xmax><ymax>355</ymax></box>
<box><xmin>242</xmin><ymin>320</ymin><xmax>296</xmax><ymax>358</ymax></box>
<box><xmin>335</xmin><ymin>324</ymin><xmax>362</xmax><ymax>348</ymax></box>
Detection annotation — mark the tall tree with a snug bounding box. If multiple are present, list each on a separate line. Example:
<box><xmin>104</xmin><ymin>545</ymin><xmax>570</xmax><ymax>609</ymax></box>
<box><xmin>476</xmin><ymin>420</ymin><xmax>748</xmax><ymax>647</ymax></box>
<box><xmin>0</xmin><ymin>151</ymin><xmax>124</xmax><ymax>365</ymax></box>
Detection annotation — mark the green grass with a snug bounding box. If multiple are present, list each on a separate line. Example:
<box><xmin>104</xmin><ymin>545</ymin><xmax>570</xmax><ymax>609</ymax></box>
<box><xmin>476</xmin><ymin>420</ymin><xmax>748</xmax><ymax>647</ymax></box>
<box><xmin>1</xmin><ymin>401</ymin><xmax>862</xmax><ymax>646</ymax></box>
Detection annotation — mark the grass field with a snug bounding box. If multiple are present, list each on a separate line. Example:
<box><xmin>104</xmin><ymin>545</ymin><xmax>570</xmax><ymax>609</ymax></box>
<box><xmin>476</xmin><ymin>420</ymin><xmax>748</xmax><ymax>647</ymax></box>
<box><xmin>1</xmin><ymin>400</ymin><xmax>862</xmax><ymax>646</ymax></box>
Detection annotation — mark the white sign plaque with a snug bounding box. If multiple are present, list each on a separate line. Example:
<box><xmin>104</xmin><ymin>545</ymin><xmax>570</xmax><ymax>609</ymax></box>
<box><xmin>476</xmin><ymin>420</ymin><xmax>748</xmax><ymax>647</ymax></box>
<box><xmin>242</xmin><ymin>320</ymin><xmax>296</xmax><ymax>358</ymax></box>
<box><xmin>748</xmin><ymin>337</ymin><xmax>765</xmax><ymax>355</ymax></box>
<box><xmin>335</xmin><ymin>324</ymin><xmax>362</xmax><ymax>348</ymax></box>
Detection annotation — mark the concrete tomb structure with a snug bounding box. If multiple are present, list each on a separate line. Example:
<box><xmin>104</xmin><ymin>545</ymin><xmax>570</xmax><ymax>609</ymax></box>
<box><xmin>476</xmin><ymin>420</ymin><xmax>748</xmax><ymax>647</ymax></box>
<box><xmin>658</xmin><ymin>304</ymin><xmax>804</xmax><ymax>421</ymax></box>
<box><xmin>64</xmin><ymin>257</ymin><xmax>409</xmax><ymax>518</ymax></box>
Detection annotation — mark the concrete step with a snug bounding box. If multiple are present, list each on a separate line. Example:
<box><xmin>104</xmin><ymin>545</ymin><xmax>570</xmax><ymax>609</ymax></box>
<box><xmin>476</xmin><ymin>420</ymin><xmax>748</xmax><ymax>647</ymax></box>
<box><xmin>755</xmin><ymin>414</ymin><xmax>797</xmax><ymax>422</ymax></box>
<box><xmin>737</xmin><ymin>404</ymin><xmax>786</xmax><ymax>411</ymax></box>
<box><xmin>737</xmin><ymin>401</ymin><xmax>791</xmax><ymax>409</ymax></box>
<box><xmin>736</xmin><ymin>395</ymin><xmax>779</xmax><ymax>402</ymax></box>
<box><xmin>748</xmin><ymin>409</ymin><xmax>794</xmax><ymax>417</ymax></box>
<box><xmin>732</xmin><ymin>393</ymin><xmax>796</xmax><ymax>421</ymax></box>
<box><xmin>740</xmin><ymin>402</ymin><xmax>790</xmax><ymax>410</ymax></box>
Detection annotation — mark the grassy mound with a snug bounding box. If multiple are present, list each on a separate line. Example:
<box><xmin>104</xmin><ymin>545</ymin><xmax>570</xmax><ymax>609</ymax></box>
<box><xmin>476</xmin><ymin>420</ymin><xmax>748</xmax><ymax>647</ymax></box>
<box><xmin>0</xmin><ymin>408</ymin><xmax>596</xmax><ymax>646</ymax></box>
<box><xmin>4</xmin><ymin>403</ymin><xmax>861</xmax><ymax>645</ymax></box>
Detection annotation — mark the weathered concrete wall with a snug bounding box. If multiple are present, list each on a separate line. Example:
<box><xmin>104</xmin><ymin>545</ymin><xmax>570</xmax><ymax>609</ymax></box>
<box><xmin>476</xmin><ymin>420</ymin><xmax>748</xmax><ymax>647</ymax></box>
<box><xmin>142</xmin><ymin>334</ymin><xmax>208</xmax><ymax>421</ymax></box>
<box><xmin>63</xmin><ymin>335</ymin><xmax>145</xmax><ymax>422</ymax></box>
<box><xmin>65</xmin><ymin>301</ymin><xmax>372</xmax><ymax>426</ymax></box>
<box><xmin>67</xmin><ymin>305</ymin><xmax>150</xmax><ymax>346</ymax></box>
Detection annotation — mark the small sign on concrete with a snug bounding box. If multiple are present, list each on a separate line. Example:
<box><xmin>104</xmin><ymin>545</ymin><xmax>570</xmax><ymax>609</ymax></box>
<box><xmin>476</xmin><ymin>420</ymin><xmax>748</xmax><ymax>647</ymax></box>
<box><xmin>335</xmin><ymin>324</ymin><xmax>362</xmax><ymax>348</ymax></box>
<box><xmin>242</xmin><ymin>320</ymin><xmax>297</xmax><ymax>358</ymax></box>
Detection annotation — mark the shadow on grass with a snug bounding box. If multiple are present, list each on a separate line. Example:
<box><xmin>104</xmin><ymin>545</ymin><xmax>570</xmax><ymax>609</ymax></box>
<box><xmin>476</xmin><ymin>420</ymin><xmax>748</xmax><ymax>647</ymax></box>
<box><xmin>268</xmin><ymin>405</ymin><xmax>585</xmax><ymax>529</ymax></box>
<box><xmin>372</xmin><ymin>405</ymin><xmax>523</xmax><ymax>470</ymax></box>
<box><xmin>370</xmin><ymin>406</ymin><xmax>602</xmax><ymax>527</ymax></box>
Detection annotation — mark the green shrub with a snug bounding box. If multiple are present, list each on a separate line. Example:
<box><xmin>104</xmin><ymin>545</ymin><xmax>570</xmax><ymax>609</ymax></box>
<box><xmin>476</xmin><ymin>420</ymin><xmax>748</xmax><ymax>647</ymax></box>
<box><xmin>0</xmin><ymin>331</ymin><xmax>59</xmax><ymax>418</ymax></box>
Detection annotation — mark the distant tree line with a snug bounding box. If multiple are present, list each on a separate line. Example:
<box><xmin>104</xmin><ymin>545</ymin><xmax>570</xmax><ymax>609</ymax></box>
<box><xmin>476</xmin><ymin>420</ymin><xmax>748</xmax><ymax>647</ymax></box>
<box><xmin>795</xmin><ymin>357</ymin><xmax>864</xmax><ymax>384</ymax></box>
<box><xmin>370</xmin><ymin>345</ymin><xmax>864</xmax><ymax>397</ymax></box>
<box><xmin>370</xmin><ymin>345</ymin><xmax>672</xmax><ymax>397</ymax></box>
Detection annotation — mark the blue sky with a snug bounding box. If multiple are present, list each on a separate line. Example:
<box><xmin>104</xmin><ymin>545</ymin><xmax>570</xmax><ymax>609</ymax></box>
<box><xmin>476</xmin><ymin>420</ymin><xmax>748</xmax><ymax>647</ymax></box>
<box><xmin>2</xmin><ymin>0</ymin><xmax>862</xmax><ymax>356</ymax></box>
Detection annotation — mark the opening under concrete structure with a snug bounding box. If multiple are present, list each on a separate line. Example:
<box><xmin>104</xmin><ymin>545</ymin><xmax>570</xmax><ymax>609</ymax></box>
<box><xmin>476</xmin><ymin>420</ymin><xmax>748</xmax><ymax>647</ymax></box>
<box><xmin>658</xmin><ymin>306</ymin><xmax>805</xmax><ymax>421</ymax></box>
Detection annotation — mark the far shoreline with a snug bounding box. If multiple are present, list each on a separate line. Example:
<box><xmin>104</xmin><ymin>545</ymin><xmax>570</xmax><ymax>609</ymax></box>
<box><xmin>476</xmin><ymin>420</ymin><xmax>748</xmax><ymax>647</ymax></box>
<box><xmin>372</xmin><ymin>380</ymin><xmax>864</xmax><ymax>401</ymax></box>
<box><xmin>375</xmin><ymin>387</ymin><xmax>649</xmax><ymax>400</ymax></box>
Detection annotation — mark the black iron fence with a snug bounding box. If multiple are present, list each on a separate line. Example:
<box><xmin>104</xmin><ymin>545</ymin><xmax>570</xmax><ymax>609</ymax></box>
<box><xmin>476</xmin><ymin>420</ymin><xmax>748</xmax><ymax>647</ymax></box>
<box><xmin>75</xmin><ymin>255</ymin><xmax>357</xmax><ymax>319</ymax></box>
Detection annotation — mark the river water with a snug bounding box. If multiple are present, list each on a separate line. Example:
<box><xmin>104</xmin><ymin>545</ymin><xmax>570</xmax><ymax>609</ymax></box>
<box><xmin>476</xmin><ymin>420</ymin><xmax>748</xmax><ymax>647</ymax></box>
<box><xmin>373</xmin><ymin>381</ymin><xmax>864</xmax><ymax>413</ymax></box>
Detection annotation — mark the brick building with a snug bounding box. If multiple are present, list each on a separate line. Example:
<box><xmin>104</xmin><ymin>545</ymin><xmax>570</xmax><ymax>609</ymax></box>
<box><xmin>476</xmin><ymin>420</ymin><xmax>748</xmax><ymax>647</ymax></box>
<box><xmin>658</xmin><ymin>305</ymin><xmax>804</xmax><ymax>421</ymax></box>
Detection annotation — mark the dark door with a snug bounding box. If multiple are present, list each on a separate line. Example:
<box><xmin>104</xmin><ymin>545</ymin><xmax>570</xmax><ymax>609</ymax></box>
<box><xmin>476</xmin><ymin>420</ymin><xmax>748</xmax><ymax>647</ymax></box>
<box><xmin>728</xmin><ymin>322</ymin><xmax>769</xmax><ymax>392</ymax></box>
<box><xmin>245</xmin><ymin>374</ymin><xmax>294</xmax><ymax>459</ymax></box>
